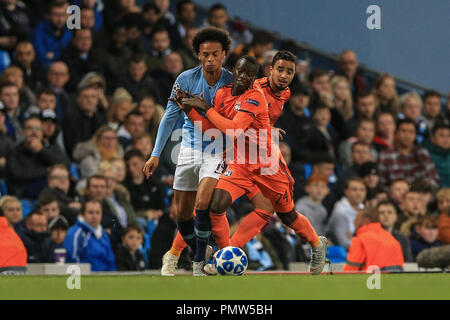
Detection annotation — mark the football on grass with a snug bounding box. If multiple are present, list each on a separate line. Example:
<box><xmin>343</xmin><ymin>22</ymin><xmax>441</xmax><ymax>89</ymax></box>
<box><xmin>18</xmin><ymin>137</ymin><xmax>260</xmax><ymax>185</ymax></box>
<box><xmin>214</xmin><ymin>246</ymin><xmax>248</xmax><ymax>276</ymax></box>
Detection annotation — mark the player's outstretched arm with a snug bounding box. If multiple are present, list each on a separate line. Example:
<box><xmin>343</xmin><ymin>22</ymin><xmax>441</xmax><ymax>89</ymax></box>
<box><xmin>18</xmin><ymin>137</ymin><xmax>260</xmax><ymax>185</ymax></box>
<box><xmin>205</xmin><ymin>108</ymin><xmax>254</xmax><ymax>136</ymax></box>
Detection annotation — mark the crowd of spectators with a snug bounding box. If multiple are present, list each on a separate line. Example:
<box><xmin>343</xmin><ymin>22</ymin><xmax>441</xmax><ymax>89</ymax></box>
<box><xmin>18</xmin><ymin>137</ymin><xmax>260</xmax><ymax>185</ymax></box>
<box><xmin>0</xmin><ymin>0</ymin><xmax>449</xmax><ymax>272</ymax></box>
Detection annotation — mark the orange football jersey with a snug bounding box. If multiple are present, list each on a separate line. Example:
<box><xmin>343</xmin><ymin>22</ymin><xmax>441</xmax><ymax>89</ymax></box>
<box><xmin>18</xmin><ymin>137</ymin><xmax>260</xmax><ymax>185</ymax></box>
<box><xmin>254</xmin><ymin>77</ymin><xmax>291</xmax><ymax>127</ymax></box>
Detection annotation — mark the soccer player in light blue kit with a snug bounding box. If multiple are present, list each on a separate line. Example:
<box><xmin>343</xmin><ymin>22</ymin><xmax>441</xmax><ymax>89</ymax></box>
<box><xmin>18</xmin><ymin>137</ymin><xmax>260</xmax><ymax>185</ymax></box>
<box><xmin>143</xmin><ymin>27</ymin><xmax>233</xmax><ymax>275</ymax></box>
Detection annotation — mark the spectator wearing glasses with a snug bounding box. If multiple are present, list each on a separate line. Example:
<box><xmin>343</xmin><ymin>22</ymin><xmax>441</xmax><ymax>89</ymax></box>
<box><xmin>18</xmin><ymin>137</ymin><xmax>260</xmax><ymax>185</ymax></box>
<box><xmin>5</xmin><ymin>115</ymin><xmax>69</xmax><ymax>200</ymax></box>
<box><xmin>46</xmin><ymin>61</ymin><xmax>71</xmax><ymax>120</ymax></box>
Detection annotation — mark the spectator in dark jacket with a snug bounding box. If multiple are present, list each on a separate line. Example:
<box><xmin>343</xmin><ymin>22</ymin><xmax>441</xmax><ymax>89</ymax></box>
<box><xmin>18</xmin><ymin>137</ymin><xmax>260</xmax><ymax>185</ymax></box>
<box><xmin>410</xmin><ymin>215</ymin><xmax>442</xmax><ymax>261</ymax></box>
<box><xmin>275</xmin><ymin>81</ymin><xmax>314</xmax><ymax>163</ymax></box>
<box><xmin>64</xmin><ymin>199</ymin><xmax>116</xmax><ymax>271</ymax></box>
<box><xmin>117</xmin><ymin>110</ymin><xmax>146</xmax><ymax>150</ymax></box>
<box><xmin>0</xmin><ymin>0</ymin><xmax>34</xmax><ymax>50</ymax></box>
<box><xmin>0</xmin><ymin>102</ymin><xmax>14</xmax><ymax>179</ymax></box>
<box><xmin>150</xmin><ymin>51</ymin><xmax>184</xmax><ymax>100</ymax></box>
<box><xmin>61</xmin><ymin>28</ymin><xmax>104</xmax><ymax>93</ymax></box>
<box><xmin>11</xmin><ymin>41</ymin><xmax>46</xmax><ymax>91</ymax></box>
<box><xmin>102</xmin><ymin>21</ymin><xmax>132</xmax><ymax>89</ymax></box>
<box><xmin>116</xmin><ymin>54</ymin><xmax>162</xmax><ymax>105</ymax></box>
<box><xmin>62</xmin><ymin>84</ymin><xmax>107</xmax><ymax>159</ymax></box>
<box><xmin>123</xmin><ymin>149</ymin><xmax>166</xmax><ymax>219</ymax></box>
<box><xmin>6</xmin><ymin>115</ymin><xmax>69</xmax><ymax>200</ymax></box>
<box><xmin>47</xmin><ymin>61</ymin><xmax>71</xmax><ymax>120</ymax></box>
<box><xmin>116</xmin><ymin>225</ymin><xmax>146</xmax><ymax>271</ymax></box>
<box><xmin>15</xmin><ymin>212</ymin><xmax>53</xmax><ymax>263</ymax></box>
<box><xmin>342</xmin><ymin>91</ymin><xmax>378</xmax><ymax>140</ymax></box>
<box><xmin>308</xmin><ymin>105</ymin><xmax>340</xmax><ymax>161</ymax></box>
<box><xmin>377</xmin><ymin>200</ymin><xmax>414</xmax><ymax>262</ymax></box>
<box><xmin>31</xmin><ymin>2</ymin><xmax>72</xmax><ymax>67</ymax></box>
<box><xmin>38</xmin><ymin>164</ymin><xmax>81</xmax><ymax>226</ymax></box>
<box><xmin>335</xmin><ymin>50</ymin><xmax>367</xmax><ymax>99</ymax></box>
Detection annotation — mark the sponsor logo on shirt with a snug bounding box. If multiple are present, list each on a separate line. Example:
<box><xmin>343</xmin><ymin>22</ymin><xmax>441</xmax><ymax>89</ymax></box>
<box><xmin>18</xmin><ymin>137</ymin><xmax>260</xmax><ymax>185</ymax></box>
<box><xmin>246</xmin><ymin>99</ymin><xmax>259</xmax><ymax>106</ymax></box>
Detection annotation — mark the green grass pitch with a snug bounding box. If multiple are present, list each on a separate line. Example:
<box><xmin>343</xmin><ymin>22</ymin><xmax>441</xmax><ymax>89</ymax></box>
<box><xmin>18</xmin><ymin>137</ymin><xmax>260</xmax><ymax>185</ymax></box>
<box><xmin>0</xmin><ymin>274</ymin><xmax>449</xmax><ymax>300</ymax></box>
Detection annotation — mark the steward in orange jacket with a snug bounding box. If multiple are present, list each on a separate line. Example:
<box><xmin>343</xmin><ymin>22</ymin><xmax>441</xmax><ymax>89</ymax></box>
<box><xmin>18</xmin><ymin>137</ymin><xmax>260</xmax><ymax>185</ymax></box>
<box><xmin>0</xmin><ymin>216</ymin><xmax>27</xmax><ymax>274</ymax></box>
<box><xmin>344</xmin><ymin>208</ymin><xmax>404</xmax><ymax>272</ymax></box>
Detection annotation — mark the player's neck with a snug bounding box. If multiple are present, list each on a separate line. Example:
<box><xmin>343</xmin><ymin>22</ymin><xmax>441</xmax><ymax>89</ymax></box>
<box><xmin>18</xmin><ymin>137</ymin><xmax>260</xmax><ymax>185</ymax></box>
<box><xmin>203</xmin><ymin>68</ymin><xmax>222</xmax><ymax>86</ymax></box>
<box><xmin>268</xmin><ymin>77</ymin><xmax>283</xmax><ymax>96</ymax></box>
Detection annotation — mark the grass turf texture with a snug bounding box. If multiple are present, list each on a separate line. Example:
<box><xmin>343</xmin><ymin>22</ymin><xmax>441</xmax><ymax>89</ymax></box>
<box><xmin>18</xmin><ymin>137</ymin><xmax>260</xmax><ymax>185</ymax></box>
<box><xmin>0</xmin><ymin>274</ymin><xmax>449</xmax><ymax>300</ymax></box>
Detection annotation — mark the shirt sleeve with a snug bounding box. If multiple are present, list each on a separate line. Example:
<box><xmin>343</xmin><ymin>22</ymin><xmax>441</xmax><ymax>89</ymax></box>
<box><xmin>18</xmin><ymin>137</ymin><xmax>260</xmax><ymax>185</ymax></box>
<box><xmin>205</xmin><ymin>108</ymin><xmax>254</xmax><ymax>135</ymax></box>
<box><xmin>151</xmin><ymin>75</ymin><xmax>186</xmax><ymax>158</ymax></box>
<box><xmin>237</xmin><ymin>89</ymin><xmax>266</xmax><ymax>119</ymax></box>
<box><xmin>343</xmin><ymin>237</ymin><xmax>366</xmax><ymax>271</ymax></box>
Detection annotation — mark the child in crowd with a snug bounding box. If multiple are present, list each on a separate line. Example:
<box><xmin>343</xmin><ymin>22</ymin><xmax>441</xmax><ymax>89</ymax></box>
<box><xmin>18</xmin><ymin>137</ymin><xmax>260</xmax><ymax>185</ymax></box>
<box><xmin>410</xmin><ymin>215</ymin><xmax>442</xmax><ymax>260</ymax></box>
<box><xmin>295</xmin><ymin>173</ymin><xmax>330</xmax><ymax>236</ymax></box>
<box><xmin>116</xmin><ymin>225</ymin><xmax>146</xmax><ymax>271</ymax></box>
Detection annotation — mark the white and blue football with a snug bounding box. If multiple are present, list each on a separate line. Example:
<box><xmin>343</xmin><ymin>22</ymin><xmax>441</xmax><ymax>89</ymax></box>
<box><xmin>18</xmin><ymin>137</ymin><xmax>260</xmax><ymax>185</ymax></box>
<box><xmin>214</xmin><ymin>246</ymin><xmax>248</xmax><ymax>276</ymax></box>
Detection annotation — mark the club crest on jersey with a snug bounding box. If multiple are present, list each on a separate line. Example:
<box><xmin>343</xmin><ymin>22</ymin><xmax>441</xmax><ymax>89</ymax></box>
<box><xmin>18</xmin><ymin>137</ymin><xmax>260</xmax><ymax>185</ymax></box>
<box><xmin>224</xmin><ymin>170</ymin><xmax>233</xmax><ymax>177</ymax></box>
<box><xmin>234</xmin><ymin>101</ymin><xmax>241</xmax><ymax>111</ymax></box>
<box><xmin>246</xmin><ymin>99</ymin><xmax>259</xmax><ymax>106</ymax></box>
<box><xmin>171</xmin><ymin>81</ymin><xmax>181</xmax><ymax>96</ymax></box>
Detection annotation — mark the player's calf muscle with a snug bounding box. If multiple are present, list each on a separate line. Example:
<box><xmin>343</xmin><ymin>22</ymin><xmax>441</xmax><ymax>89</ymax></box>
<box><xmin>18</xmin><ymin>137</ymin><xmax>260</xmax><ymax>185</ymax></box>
<box><xmin>209</xmin><ymin>189</ymin><xmax>232</xmax><ymax>214</ymax></box>
<box><xmin>174</xmin><ymin>190</ymin><xmax>196</xmax><ymax>220</ymax></box>
<box><xmin>277</xmin><ymin>209</ymin><xmax>297</xmax><ymax>226</ymax></box>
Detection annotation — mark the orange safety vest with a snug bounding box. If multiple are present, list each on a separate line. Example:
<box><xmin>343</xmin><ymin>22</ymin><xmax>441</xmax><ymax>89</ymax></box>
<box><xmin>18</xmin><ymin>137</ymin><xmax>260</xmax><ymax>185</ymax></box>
<box><xmin>343</xmin><ymin>222</ymin><xmax>404</xmax><ymax>271</ymax></box>
<box><xmin>437</xmin><ymin>213</ymin><xmax>450</xmax><ymax>244</ymax></box>
<box><xmin>0</xmin><ymin>217</ymin><xmax>27</xmax><ymax>268</ymax></box>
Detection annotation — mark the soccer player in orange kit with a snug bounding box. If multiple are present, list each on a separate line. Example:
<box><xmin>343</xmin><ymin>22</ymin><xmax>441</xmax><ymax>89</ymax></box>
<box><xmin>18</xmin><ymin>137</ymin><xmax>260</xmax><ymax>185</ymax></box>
<box><xmin>175</xmin><ymin>55</ymin><xmax>328</xmax><ymax>274</ymax></box>
<box><xmin>168</xmin><ymin>51</ymin><xmax>302</xmax><ymax>264</ymax></box>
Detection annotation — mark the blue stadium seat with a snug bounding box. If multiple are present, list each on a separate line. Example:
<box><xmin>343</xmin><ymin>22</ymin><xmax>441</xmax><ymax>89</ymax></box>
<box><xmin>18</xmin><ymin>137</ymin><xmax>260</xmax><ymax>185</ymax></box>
<box><xmin>69</xmin><ymin>163</ymin><xmax>81</xmax><ymax>181</ymax></box>
<box><xmin>303</xmin><ymin>164</ymin><xmax>313</xmax><ymax>180</ymax></box>
<box><xmin>0</xmin><ymin>50</ymin><xmax>11</xmax><ymax>73</ymax></box>
<box><xmin>326</xmin><ymin>245</ymin><xmax>348</xmax><ymax>263</ymax></box>
<box><xmin>21</xmin><ymin>199</ymin><xmax>36</xmax><ymax>218</ymax></box>
<box><xmin>0</xmin><ymin>179</ymin><xmax>7</xmax><ymax>196</ymax></box>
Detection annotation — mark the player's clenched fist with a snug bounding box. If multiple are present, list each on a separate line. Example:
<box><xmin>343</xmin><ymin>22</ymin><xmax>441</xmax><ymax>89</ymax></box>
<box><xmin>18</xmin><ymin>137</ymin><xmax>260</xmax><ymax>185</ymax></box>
<box><xmin>143</xmin><ymin>156</ymin><xmax>159</xmax><ymax>179</ymax></box>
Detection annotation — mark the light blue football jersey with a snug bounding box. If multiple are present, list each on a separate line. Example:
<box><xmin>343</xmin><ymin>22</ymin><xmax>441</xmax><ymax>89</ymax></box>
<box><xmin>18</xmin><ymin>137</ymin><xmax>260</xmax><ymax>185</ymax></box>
<box><xmin>151</xmin><ymin>65</ymin><xmax>233</xmax><ymax>157</ymax></box>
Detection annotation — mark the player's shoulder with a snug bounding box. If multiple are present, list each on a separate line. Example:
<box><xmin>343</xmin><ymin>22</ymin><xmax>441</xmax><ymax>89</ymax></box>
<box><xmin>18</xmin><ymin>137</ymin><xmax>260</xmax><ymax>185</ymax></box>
<box><xmin>216</xmin><ymin>84</ymin><xmax>232</xmax><ymax>101</ymax></box>
<box><xmin>254</xmin><ymin>77</ymin><xmax>269</xmax><ymax>88</ymax></box>
<box><xmin>175</xmin><ymin>65</ymin><xmax>203</xmax><ymax>84</ymax></box>
<box><xmin>282</xmin><ymin>86</ymin><xmax>291</xmax><ymax>100</ymax></box>
<box><xmin>243</xmin><ymin>85</ymin><xmax>266</xmax><ymax>107</ymax></box>
<box><xmin>221</xmin><ymin>67</ymin><xmax>234</xmax><ymax>82</ymax></box>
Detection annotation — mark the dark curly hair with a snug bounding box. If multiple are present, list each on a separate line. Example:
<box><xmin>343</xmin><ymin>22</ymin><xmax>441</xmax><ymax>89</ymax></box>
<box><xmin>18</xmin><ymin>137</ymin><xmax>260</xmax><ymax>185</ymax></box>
<box><xmin>272</xmin><ymin>50</ymin><xmax>297</xmax><ymax>66</ymax></box>
<box><xmin>192</xmin><ymin>27</ymin><xmax>231</xmax><ymax>55</ymax></box>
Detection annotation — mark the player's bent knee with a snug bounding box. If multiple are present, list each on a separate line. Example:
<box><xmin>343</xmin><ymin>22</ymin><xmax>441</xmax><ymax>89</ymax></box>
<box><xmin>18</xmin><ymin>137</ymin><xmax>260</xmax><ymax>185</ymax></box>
<box><xmin>194</xmin><ymin>198</ymin><xmax>211</xmax><ymax>211</ymax></box>
<box><xmin>277</xmin><ymin>209</ymin><xmax>297</xmax><ymax>226</ymax></box>
<box><xmin>209</xmin><ymin>189</ymin><xmax>232</xmax><ymax>214</ymax></box>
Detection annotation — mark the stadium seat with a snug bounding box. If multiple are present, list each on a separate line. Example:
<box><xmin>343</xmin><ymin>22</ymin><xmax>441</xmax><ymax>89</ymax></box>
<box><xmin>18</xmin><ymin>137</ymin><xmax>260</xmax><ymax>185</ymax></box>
<box><xmin>326</xmin><ymin>245</ymin><xmax>348</xmax><ymax>263</ymax></box>
<box><xmin>20</xmin><ymin>199</ymin><xmax>36</xmax><ymax>219</ymax></box>
<box><xmin>0</xmin><ymin>50</ymin><xmax>11</xmax><ymax>73</ymax></box>
<box><xmin>69</xmin><ymin>163</ymin><xmax>81</xmax><ymax>181</ymax></box>
<box><xmin>0</xmin><ymin>179</ymin><xmax>7</xmax><ymax>196</ymax></box>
